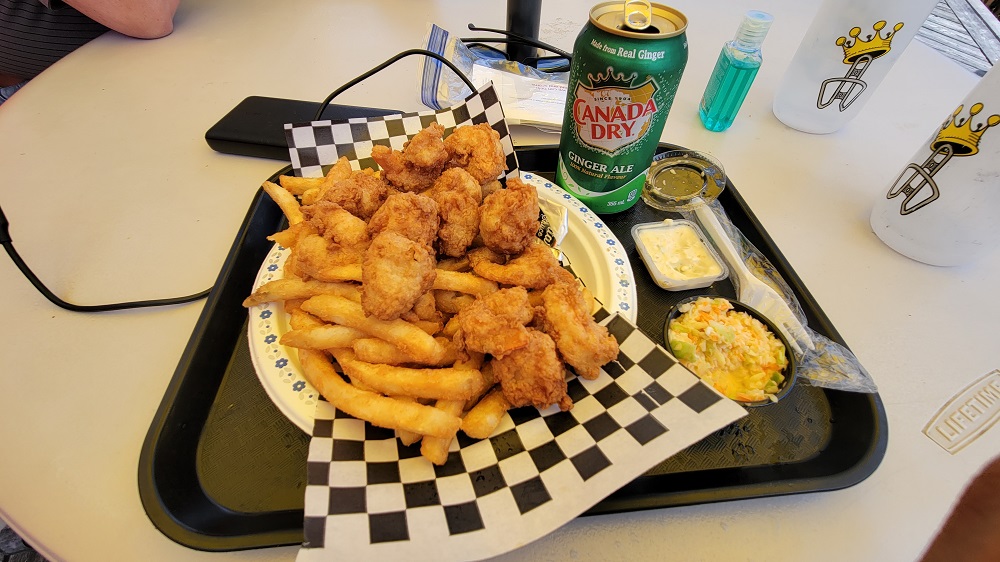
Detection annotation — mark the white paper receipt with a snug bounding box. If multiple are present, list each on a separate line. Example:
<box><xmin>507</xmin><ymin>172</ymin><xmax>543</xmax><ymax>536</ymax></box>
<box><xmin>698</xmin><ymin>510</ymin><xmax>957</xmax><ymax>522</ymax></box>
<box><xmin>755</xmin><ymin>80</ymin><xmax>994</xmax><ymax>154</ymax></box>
<box><xmin>470</xmin><ymin>65</ymin><xmax>567</xmax><ymax>131</ymax></box>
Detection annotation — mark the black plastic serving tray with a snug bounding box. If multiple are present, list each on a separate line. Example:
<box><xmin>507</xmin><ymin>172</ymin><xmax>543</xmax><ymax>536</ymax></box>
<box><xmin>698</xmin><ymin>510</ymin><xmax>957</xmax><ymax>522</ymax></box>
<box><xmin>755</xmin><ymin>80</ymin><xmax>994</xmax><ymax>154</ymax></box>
<box><xmin>139</xmin><ymin>144</ymin><xmax>888</xmax><ymax>552</ymax></box>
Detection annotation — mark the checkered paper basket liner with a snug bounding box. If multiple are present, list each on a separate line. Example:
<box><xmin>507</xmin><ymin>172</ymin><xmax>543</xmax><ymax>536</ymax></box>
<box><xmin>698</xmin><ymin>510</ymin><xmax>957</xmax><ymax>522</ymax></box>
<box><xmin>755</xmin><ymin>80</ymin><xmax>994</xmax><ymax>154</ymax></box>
<box><xmin>284</xmin><ymin>85</ymin><xmax>747</xmax><ymax>560</ymax></box>
<box><xmin>285</xmin><ymin>83</ymin><xmax>519</xmax><ymax>181</ymax></box>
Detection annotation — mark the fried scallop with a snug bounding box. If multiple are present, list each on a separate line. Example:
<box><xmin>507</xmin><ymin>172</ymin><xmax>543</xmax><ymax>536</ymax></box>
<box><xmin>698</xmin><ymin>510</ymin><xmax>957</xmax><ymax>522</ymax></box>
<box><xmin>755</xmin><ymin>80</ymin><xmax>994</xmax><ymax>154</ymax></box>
<box><xmin>371</xmin><ymin>123</ymin><xmax>449</xmax><ymax>192</ymax></box>
<box><xmin>540</xmin><ymin>281</ymin><xmax>619</xmax><ymax>380</ymax></box>
<box><xmin>302</xmin><ymin>201</ymin><xmax>370</xmax><ymax>248</ymax></box>
<box><xmin>361</xmin><ymin>231</ymin><xmax>437</xmax><ymax>320</ymax></box>
<box><xmin>456</xmin><ymin>286</ymin><xmax>534</xmax><ymax>358</ymax></box>
<box><xmin>292</xmin><ymin>202</ymin><xmax>371</xmax><ymax>276</ymax></box>
<box><xmin>468</xmin><ymin>240</ymin><xmax>576</xmax><ymax>289</ymax></box>
<box><xmin>479</xmin><ymin>177</ymin><xmax>540</xmax><ymax>255</ymax></box>
<box><xmin>424</xmin><ymin>167</ymin><xmax>482</xmax><ymax>257</ymax></box>
<box><xmin>492</xmin><ymin>329</ymin><xmax>572</xmax><ymax>411</ymax></box>
<box><xmin>317</xmin><ymin>170</ymin><xmax>391</xmax><ymax>221</ymax></box>
<box><xmin>444</xmin><ymin>123</ymin><xmax>507</xmax><ymax>185</ymax></box>
<box><xmin>366</xmin><ymin>192</ymin><xmax>440</xmax><ymax>248</ymax></box>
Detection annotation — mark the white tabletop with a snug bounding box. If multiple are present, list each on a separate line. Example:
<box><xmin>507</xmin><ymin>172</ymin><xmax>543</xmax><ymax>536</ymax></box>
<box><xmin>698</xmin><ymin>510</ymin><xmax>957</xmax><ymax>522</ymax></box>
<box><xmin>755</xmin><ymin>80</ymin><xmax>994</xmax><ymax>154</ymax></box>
<box><xmin>1</xmin><ymin>1</ymin><xmax>997</xmax><ymax>561</ymax></box>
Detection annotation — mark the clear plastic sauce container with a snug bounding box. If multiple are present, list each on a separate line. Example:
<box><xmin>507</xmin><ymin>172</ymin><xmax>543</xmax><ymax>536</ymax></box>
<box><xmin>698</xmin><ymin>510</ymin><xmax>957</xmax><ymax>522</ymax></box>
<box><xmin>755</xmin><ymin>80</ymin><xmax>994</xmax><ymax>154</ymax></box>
<box><xmin>631</xmin><ymin>219</ymin><xmax>729</xmax><ymax>290</ymax></box>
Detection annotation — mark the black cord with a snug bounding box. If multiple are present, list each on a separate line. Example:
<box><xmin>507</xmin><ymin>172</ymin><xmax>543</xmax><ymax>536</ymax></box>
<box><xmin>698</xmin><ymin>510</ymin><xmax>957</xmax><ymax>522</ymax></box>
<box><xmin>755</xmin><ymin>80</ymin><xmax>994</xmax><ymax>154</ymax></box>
<box><xmin>465</xmin><ymin>23</ymin><xmax>572</xmax><ymax>59</ymax></box>
<box><xmin>0</xmin><ymin>205</ymin><xmax>211</xmax><ymax>312</ymax></box>
<box><xmin>313</xmin><ymin>49</ymin><xmax>478</xmax><ymax>121</ymax></box>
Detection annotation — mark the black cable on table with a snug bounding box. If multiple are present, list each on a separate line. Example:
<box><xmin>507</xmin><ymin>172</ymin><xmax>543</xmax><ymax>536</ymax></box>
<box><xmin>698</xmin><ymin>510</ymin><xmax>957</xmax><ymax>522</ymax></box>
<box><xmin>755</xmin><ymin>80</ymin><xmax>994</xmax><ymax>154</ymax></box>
<box><xmin>0</xmin><ymin>204</ymin><xmax>211</xmax><ymax>312</ymax></box>
<box><xmin>312</xmin><ymin>48</ymin><xmax>478</xmax><ymax>120</ymax></box>
<box><xmin>465</xmin><ymin>23</ymin><xmax>572</xmax><ymax>60</ymax></box>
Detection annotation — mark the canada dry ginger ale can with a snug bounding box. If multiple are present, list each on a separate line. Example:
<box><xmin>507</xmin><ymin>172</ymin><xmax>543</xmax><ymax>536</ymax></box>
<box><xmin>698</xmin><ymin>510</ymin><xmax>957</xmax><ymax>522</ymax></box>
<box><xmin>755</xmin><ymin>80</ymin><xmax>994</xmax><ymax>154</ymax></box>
<box><xmin>556</xmin><ymin>2</ymin><xmax>688</xmax><ymax>213</ymax></box>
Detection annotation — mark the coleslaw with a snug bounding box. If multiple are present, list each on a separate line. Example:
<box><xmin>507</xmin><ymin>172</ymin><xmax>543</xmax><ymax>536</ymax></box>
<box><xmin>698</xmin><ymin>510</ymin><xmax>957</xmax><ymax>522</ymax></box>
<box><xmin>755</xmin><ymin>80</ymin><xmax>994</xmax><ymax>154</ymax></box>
<box><xmin>667</xmin><ymin>296</ymin><xmax>788</xmax><ymax>403</ymax></box>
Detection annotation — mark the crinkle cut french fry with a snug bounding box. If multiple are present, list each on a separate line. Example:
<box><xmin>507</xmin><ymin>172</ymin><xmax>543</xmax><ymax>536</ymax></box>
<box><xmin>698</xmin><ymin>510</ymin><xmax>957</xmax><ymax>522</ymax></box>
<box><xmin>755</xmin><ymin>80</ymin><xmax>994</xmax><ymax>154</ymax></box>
<box><xmin>411</xmin><ymin>291</ymin><xmax>441</xmax><ymax>322</ymax></box>
<box><xmin>284</xmin><ymin>297</ymin><xmax>306</xmax><ymax>316</ymax></box>
<box><xmin>353</xmin><ymin>337</ymin><xmax>457</xmax><ymax>367</ymax></box>
<box><xmin>300</xmin><ymin>187</ymin><xmax>321</xmax><ymax>206</ymax></box>
<box><xmin>420</xmin><ymin>400</ymin><xmax>465</xmax><ymax>465</ymax></box>
<box><xmin>434</xmin><ymin>290</ymin><xmax>475</xmax><ymax>314</ymax></box>
<box><xmin>413</xmin><ymin>319</ymin><xmax>442</xmax><ymax>336</ymax></box>
<box><xmin>333</xmin><ymin>349</ymin><xmax>480</xmax><ymax>401</ymax></box>
<box><xmin>267</xmin><ymin>222</ymin><xmax>304</xmax><ymax>249</ymax></box>
<box><xmin>310</xmin><ymin>263</ymin><xmax>363</xmax><ymax>283</ymax></box>
<box><xmin>455</xmin><ymin>351</ymin><xmax>484</xmax><ymax>371</ymax></box>
<box><xmin>302</xmin><ymin>295</ymin><xmax>447</xmax><ymax>364</ymax></box>
<box><xmin>461</xmin><ymin>387</ymin><xmax>511</xmax><ymax>439</ymax></box>
<box><xmin>439</xmin><ymin>316</ymin><xmax>461</xmax><ymax>339</ymax></box>
<box><xmin>435</xmin><ymin>256</ymin><xmax>471</xmax><ymax>272</ymax></box>
<box><xmin>281</xmin><ymin>324</ymin><xmax>367</xmax><ymax>350</ymax></box>
<box><xmin>300</xmin><ymin>349</ymin><xmax>461</xmax><ymax>439</ymax></box>
<box><xmin>352</xmin><ymin>338</ymin><xmax>414</xmax><ymax>365</ymax></box>
<box><xmin>421</xmin><ymin>353</ymin><xmax>482</xmax><ymax>464</ymax></box>
<box><xmin>526</xmin><ymin>289</ymin><xmax>545</xmax><ymax>309</ymax></box>
<box><xmin>465</xmin><ymin>360</ymin><xmax>496</xmax><ymax>409</ymax></box>
<box><xmin>288</xmin><ymin>307</ymin><xmax>324</xmax><ymax>330</ymax></box>
<box><xmin>242</xmin><ymin>278</ymin><xmax>361</xmax><ymax>307</ymax></box>
<box><xmin>433</xmin><ymin>269</ymin><xmax>498</xmax><ymax>297</ymax></box>
<box><xmin>261</xmin><ymin>181</ymin><xmax>304</xmax><ymax>225</ymax></box>
<box><xmin>278</xmin><ymin>175</ymin><xmax>324</xmax><ymax>195</ymax></box>
<box><xmin>393</xmin><ymin>395</ymin><xmax>423</xmax><ymax>446</ymax></box>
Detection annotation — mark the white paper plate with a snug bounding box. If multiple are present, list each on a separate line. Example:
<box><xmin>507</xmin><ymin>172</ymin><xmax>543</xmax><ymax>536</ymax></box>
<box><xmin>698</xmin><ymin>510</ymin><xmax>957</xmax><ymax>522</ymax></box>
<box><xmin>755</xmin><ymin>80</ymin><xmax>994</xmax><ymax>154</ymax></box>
<box><xmin>246</xmin><ymin>173</ymin><xmax>638</xmax><ymax>433</ymax></box>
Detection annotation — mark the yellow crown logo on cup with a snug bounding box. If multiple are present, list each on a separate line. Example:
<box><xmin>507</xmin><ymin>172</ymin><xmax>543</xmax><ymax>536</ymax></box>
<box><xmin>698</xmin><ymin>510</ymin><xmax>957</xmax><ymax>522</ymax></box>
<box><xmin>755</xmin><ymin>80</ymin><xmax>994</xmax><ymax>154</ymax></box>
<box><xmin>836</xmin><ymin>21</ymin><xmax>904</xmax><ymax>64</ymax></box>
<box><xmin>933</xmin><ymin>103</ymin><xmax>1000</xmax><ymax>156</ymax></box>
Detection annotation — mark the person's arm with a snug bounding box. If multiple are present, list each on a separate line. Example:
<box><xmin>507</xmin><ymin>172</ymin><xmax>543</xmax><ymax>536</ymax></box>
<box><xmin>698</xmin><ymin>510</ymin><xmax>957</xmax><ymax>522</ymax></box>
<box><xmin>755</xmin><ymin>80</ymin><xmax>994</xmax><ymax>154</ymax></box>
<box><xmin>920</xmin><ymin>455</ymin><xmax>1000</xmax><ymax>562</ymax></box>
<box><xmin>62</xmin><ymin>0</ymin><xmax>180</xmax><ymax>39</ymax></box>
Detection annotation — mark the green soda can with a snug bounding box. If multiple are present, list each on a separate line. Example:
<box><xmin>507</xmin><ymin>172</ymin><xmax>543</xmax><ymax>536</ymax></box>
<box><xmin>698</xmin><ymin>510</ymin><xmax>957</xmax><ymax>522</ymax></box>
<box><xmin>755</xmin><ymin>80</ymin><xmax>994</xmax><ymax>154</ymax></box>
<box><xmin>556</xmin><ymin>2</ymin><xmax>688</xmax><ymax>213</ymax></box>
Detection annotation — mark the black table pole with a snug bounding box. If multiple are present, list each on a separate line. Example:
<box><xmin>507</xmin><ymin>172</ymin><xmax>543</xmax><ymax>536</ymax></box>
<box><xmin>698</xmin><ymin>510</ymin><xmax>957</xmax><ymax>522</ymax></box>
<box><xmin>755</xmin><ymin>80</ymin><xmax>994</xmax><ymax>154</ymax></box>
<box><xmin>506</xmin><ymin>0</ymin><xmax>542</xmax><ymax>64</ymax></box>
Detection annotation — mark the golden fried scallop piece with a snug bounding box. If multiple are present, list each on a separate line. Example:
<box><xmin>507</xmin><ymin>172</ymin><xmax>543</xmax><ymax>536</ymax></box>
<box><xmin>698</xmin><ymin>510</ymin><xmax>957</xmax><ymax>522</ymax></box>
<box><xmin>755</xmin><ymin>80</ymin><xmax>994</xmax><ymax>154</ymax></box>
<box><xmin>294</xmin><ymin>234</ymin><xmax>364</xmax><ymax>278</ymax></box>
<box><xmin>302</xmin><ymin>201</ymin><xmax>370</xmax><ymax>248</ymax></box>
<box><xmin>444</xmin><ymin>123</ymin><xmax>507</xmax><ymax>185</ymax></box>
<box><xmin>456</xmin><ymin>286</ymin><xmax>534</xmax><ymax>358</ymax></box>
<box><xmin>371</xmin><ymin>123</ymin><xmax>449</xmax><ymax>192</ymax></box>
<box><xmin>479</xmin><ymin>177</ymin><xmax>540</xmax><ymax>255</ymax></box>
<box><xmin>466</xmin><ymin>246</ymin><xmax>505</xmax><ymax>268</ymax></box>
<box><xmin>468</xmin><ymin>240</ymin><xmax>576</xmax><ymax>289</ymax></box>
<box><xmin>405</xmin><ymin>122</ymin><xmax>450</xmax><ymax>169</ymax></box>
<box><xmin>410</xmin><ymin>291</ymin><xmax>442</xmax><ymax>324</ymax></box>
<box><xmin>361</xmin><ymin>231</ymin><xmax>437</xmax><ymax>320</ymax></box>
<box><xmin>480</xmin><ymin>179</ymin><xmax>503</xmax><ymax>199</ymax></box>
<box><xmin>292</xmin><ymin>202</ymin><xmax>371</xmax><ymax>277</ymax></box>
<box><xmin>492</xmin><ymin>330</ymin><xmax>572</xmax><ymax>411</ymax></box>
<box><xmin>318</xmin><ymin>170</ymin><xmax>391</xmax><ymax>221</ymax></box>
<box><xmin>540</xmin><ymin>282</ymin><xmax>619</xmax><ymax>380</ymax></box>
<box><xmin>424</xmin><ymin>167</ymin><xmax>483</xmax><ymax>257</ymax></box>
<box><xmin>366</xmin><ymin>192</ymin><xmax>440</xmax><ymax>248</ymax></box>
<box><xmin>426</xmin><ymin>165</ymin><xmax>483</xmax><ymax>203</ymax></box>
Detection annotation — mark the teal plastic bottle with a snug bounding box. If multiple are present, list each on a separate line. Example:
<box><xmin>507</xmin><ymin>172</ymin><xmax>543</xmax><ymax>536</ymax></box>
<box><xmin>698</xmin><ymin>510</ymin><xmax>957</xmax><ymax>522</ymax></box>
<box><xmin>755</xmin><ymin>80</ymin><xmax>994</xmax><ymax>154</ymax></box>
<box><xmin>699</xmin><ymin>11</ymin><xmax>773</xmax><ymax>132</ymax></box>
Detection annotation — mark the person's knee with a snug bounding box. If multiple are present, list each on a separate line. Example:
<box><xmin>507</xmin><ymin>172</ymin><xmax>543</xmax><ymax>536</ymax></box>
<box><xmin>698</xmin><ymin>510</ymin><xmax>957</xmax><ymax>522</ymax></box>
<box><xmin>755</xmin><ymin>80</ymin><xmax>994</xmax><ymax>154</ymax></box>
<box><xmin>921</xmin><ymin>455</ymin><xmax>1000</xmax><ymax>562</ymax></box>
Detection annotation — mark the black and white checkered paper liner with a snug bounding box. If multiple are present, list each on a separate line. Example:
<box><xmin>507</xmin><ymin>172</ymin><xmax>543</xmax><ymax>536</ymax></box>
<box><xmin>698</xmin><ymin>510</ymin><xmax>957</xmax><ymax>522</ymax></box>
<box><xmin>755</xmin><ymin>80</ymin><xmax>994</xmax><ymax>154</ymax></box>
<box><xmin>284</xmin><ymin>85</ymin><xmax>746</xmax><ymax>560</ymax></box>
<box><xmin>284</xmin><ymin>83</ymin><xmax>519</xmax><ymax>181</ymax></box>
<box><xmin>297</xmin><ymin>313</ymin><xmax>746</xmax><ymax>562</ymax></box>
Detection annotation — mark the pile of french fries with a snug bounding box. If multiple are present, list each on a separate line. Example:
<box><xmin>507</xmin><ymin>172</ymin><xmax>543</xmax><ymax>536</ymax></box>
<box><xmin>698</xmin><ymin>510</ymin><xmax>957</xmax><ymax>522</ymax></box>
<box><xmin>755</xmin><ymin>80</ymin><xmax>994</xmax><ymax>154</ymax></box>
<box><xmin>244</xmin><ymin>157</ymin><xmax>583</xmax><ymax>466</ymax></box>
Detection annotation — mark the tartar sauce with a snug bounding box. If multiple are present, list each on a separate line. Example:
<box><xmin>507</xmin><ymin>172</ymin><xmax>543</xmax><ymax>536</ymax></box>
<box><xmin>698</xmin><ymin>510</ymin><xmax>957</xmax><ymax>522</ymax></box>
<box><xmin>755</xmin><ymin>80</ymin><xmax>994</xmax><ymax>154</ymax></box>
<box><xmin>638</xmin><ymin>222</ymin><xmax>722</xmax><ymax>280</ymax></box>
